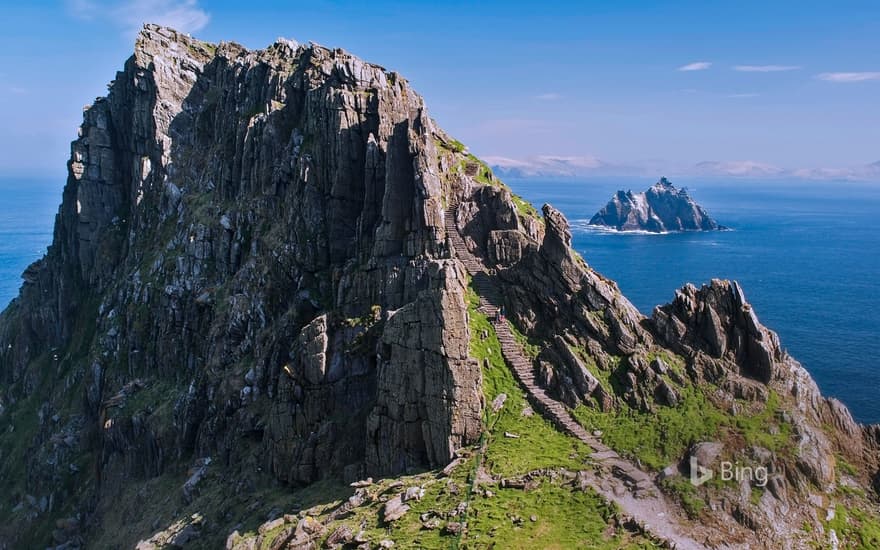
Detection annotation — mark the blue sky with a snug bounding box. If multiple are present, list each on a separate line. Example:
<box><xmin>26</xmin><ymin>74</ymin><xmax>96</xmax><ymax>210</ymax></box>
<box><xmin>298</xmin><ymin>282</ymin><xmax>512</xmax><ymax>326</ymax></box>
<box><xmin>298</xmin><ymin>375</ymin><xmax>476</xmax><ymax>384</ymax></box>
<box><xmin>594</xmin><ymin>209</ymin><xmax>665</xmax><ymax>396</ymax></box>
<box><xmin>1</xmin><ymin>0</ymin><xmax>878</xmax><ymax>180</ymax></box>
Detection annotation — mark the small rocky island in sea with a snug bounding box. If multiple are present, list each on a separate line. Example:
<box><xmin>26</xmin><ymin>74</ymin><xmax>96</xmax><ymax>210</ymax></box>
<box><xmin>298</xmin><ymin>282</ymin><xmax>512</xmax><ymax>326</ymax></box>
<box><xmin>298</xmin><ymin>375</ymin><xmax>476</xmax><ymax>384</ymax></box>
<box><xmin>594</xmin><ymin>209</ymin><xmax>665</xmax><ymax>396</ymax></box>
<box><xmin>589</xmin><ymin>177</ymin><xmax>725</xmax><ymax>232</ymax></box>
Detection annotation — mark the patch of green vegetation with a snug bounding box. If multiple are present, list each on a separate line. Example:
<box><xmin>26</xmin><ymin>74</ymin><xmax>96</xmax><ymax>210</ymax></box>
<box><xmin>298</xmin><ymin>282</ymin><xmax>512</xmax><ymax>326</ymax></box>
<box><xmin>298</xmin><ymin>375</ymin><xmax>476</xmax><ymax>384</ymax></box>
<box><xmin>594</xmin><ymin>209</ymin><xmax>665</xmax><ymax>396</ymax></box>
<box><xmin>456</xmin><ymin>154</ymin><xmax>495</xmax><ymax>186</ymax></box>
<box><xmin>573</xmin><ymin>385</ymin><xmax>728</xmax><ymax>471</ymax></box>
<box><xmin>320</xmin><ymin>466</ymin><xmax>472</xmax><ymax>550</ymax></box>
<box><xmin>825</xmin><ymin>504</ymin><xmax>880</xmax><ymax>549</ymax></box>
<box><xmin>836</xmin><ymin>484</ymin><xmax>867</xmax><ymax>498</ymax></box>
<box><xmin>467</xmin><ymin>481</ymin><xmax>658</xmax><ymax>549</ymax></box>
<box><xmin>659</xmin><ymin>477</ymin><xmax>706</xmax><ymax>519</ymax></box>
<box><xmin>188</xmin><ymin>39</ymin><xmax>217</xmax><ymax>58</ymax></box>
<box><xmin>570</xmin><ymin>346</ymin><xmax>614</xmax><ymax>396</ymax></box>
<box><xmin>750</xmin><ymin>486</ymin><xmax>763</xmax><ymax>506</ymax></box>
<box><xmin>511</xmin><ymin>193</ymin><xmax>539</xmax><ymax>219</ymax></box>
<box><xmin>112</xmin><ymin>379</ymin><xmax>177</xmax><ymax>422</ymax></box>
<box><xmin>837</xmin><ymin>455</ymin><xmax>859</xmax><ymax>477</ymax></box>
<box><xmin>645</xmin><ymin>350</ymin><xmax>686</xmax><ymax>376</ymax></box>
<box><xmin>343</xmin><ymin>305</ymin><xmax>381</xmax><ymax>328</ymax></box>
<box><xmin>732</xmin><ymin>391</ymin><xmax>792</xmax><ymax>453</ymax></box>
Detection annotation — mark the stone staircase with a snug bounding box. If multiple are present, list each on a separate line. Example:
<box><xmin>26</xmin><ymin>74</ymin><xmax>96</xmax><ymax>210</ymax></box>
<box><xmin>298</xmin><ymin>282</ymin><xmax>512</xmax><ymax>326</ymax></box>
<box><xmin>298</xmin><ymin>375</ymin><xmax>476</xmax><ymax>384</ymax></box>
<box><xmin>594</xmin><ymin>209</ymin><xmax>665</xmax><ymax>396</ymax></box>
<box><xmin>444</xmin><ymin>205</ymin><xmax>655</xmax><ymax>495</ymax></box>
<box><xmin>443</xmin><ymin>205</ymin><xmax>713</xmax><ymax>548</ymax></box>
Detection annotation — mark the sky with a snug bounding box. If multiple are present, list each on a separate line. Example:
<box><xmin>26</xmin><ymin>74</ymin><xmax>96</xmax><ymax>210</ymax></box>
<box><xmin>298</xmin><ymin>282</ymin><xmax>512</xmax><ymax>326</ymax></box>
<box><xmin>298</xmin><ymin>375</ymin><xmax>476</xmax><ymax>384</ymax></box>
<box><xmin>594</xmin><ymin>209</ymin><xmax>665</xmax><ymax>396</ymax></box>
<box><xmin>0</xmin><ymin>0</ymin><xmax>878</xmax><ymax>180</ymax></box>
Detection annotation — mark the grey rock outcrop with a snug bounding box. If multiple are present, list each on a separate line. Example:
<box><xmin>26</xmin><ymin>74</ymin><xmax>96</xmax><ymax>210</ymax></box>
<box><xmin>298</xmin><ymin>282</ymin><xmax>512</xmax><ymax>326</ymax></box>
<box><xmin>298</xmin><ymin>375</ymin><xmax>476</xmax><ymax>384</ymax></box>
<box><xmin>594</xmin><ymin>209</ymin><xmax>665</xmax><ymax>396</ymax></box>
<box><xmin>589</xmin><ymin>177</ymin><xmax>724</xmax><ymax>232</ymax></box>
<box><xmin>0</xmin><ymin>24</ymin><xmax>491</xmax><ymax>545</ymax></box>
<box><xmin>652</xmin><ymin>279</ymin><xmax>783</xmax><ymax>383</ymax></box>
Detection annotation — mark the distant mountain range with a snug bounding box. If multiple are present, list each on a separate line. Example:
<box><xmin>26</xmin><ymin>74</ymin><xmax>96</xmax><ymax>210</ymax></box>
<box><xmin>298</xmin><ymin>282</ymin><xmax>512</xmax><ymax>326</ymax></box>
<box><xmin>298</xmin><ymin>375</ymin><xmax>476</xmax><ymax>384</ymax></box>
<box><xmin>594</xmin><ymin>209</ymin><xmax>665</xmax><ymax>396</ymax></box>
<box><xmin>486</xmin><ymin>155</ymin><xmax>880</xmax><ymax>181</ymax></box>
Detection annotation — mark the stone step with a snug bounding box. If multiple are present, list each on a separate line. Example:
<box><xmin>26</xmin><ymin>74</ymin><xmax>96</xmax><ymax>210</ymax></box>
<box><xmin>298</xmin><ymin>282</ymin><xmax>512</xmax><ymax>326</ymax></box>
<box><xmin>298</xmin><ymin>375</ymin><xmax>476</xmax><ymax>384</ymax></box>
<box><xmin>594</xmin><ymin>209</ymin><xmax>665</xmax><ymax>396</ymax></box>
<box><xmin>590</xmin><ymin>450</ymin><xmax>619</xmax><ymax>461</ymax></box>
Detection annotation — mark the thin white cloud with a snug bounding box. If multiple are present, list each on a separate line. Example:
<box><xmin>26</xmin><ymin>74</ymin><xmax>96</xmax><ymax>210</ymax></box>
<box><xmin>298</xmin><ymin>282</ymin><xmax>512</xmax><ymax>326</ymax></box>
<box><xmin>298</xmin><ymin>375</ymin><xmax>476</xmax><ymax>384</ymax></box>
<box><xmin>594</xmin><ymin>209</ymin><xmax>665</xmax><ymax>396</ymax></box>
<box><xmin>485</xmin><ymin>155</ymin><xmax>609</xmax><ymax>177</ymax></box>
<box><xmin>734</xmin><ymin>65</ymin><xmax>801</xmax><ymax>72</ymax></box>
<box><xmin>66</xmin><ymin>0</ymin><xmax>210</xmax><ymax>35</ymax></box>
<box><xmin>678</xmin><ymin>61</ymin><xmax>712</xmax><ymax>72</ymax></box>
<box><xmin>535</xmin><ymin>93</ymin><xmax>561</xmax><ymax>101</ymax></box>
<box><xmin>485</xmin><ymin>154</ymin><xmax>880</xmax><ymax>181</ymax></box>
<box><xmin>816</xmin><ymin>72</ymin><xmax>880</xmax><ymax>82</ymax></box>
<box><xmin>694</xmin><ymin>160</ymin><xmax>785</xmax><ymax>177</ymax></box>
<box><xmin>726</xmin><ymin>93</ymin><xmax>759</xmax><ymax>98</ymax></box>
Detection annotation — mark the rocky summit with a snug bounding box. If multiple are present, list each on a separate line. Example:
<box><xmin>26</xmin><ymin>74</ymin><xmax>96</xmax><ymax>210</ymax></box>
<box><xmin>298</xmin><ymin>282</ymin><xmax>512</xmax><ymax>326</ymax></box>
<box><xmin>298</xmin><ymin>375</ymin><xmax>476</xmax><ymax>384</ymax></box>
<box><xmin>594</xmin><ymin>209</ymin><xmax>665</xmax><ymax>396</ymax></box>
<box><xmin>0</xmin><ymin>24</ymin><xmax>878</xmax><ymax>550</ymax></box>
<box><xmin>589</xmin><ymin>177</ymin><xmax>725</xmax><ymax>232</ymax></box>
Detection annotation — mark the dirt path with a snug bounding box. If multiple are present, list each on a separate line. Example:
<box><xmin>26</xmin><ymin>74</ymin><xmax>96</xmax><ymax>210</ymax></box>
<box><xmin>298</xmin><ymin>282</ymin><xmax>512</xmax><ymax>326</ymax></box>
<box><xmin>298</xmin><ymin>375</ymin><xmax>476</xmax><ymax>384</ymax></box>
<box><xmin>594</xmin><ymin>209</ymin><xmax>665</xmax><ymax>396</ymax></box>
<box><xmin>445</xmin><ymin>206</ymin><xmax>713</xmax><ymax>550</ymax></box>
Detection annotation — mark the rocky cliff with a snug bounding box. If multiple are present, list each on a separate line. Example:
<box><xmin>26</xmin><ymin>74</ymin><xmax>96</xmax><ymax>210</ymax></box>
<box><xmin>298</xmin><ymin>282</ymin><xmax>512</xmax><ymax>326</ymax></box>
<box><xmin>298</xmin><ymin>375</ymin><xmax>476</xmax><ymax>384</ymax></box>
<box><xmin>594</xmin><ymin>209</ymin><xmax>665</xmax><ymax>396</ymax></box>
<box><xmin>589</xmin><ymin>177</ymin><xmax>725</xmax><ymax>232</ymax></box>
<box><xmin>0</xmin><ymin>25</ymin><xmax>877</xmax><ymax>550</ymax></box>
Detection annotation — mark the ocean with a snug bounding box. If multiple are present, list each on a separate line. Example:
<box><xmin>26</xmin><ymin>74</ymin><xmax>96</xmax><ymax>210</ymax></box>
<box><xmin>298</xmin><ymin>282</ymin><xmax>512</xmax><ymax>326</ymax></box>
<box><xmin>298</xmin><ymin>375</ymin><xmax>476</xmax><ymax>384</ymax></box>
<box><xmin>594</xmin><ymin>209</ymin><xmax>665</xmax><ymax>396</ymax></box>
<box><xmin>0</xmin><ymin>177</ymin><xmax>877</xmax><ymax>424</ymax></box>
<box><xmin>0</xmin><ymin>179</ymin><xmax>59</xmax><ymax>313</ymax></box>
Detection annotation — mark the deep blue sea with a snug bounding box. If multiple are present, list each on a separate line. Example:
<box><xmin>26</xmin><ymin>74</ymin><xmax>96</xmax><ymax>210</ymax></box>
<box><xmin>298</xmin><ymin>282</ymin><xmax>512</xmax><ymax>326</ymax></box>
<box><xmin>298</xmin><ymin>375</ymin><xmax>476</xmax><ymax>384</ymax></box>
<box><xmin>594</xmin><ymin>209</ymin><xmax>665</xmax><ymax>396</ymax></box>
<box><xmin>0</xmin><ymin>180</ymin><xmax>59</xmax><ymax>314</ymax></box>
<box><xmin>0</xmin><ymin>177</ymin><xmax>878</xmax><ymax>423</ymax></box>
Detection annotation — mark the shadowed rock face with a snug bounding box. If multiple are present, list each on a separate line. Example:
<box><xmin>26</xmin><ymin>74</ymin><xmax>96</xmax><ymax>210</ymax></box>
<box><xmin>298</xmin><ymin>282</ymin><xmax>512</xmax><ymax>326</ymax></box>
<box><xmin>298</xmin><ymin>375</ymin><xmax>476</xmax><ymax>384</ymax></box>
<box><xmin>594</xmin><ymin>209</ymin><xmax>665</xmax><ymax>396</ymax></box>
<box><xmin>0</xmin><ymin>24</ymin><xmax>877</xmax><ymax>550</ymax></box>
<box><xmin>589</xmin><ymin>177</ymin><xmax>724</xmax><ymax>232</ymax></box>
<box><xmin>0</xmin><ymin>24</ymin><xmax>487</xmax><ymax>497</ymax></box>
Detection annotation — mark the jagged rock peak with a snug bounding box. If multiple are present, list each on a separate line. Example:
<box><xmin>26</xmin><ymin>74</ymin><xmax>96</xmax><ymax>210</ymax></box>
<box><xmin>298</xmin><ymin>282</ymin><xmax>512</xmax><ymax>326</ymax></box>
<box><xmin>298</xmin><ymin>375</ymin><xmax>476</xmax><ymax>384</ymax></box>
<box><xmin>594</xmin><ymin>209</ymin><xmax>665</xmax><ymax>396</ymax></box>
<box><xmin>589</xmin><ymin>176</ymin><xmax>725</xmax><ymax>232</ymax></box>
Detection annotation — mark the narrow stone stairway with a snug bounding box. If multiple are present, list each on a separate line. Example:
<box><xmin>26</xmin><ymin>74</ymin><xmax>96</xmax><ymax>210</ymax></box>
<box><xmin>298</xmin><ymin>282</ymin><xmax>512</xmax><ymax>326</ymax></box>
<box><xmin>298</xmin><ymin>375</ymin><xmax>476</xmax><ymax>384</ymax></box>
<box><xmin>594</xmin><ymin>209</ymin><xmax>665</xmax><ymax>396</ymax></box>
<box><xmin>445</xmin><ymin>205</ymin><xmax>707</xmax><ymax>549</ymax></box>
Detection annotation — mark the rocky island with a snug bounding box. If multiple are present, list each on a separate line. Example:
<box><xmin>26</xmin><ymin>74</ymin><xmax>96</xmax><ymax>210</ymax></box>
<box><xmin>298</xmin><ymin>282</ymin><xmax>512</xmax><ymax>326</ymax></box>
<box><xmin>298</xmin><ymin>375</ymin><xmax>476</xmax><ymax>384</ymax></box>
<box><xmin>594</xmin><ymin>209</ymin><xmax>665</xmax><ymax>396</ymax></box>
<box><xmin>589</xmin><ymin>177</ymin><xmax>725</xmax><ymax>232</ymax></box>
<box><xmin>0</xmin><ymin>24</ymin><xmax>878</xmax><ymax>550</ymax></box>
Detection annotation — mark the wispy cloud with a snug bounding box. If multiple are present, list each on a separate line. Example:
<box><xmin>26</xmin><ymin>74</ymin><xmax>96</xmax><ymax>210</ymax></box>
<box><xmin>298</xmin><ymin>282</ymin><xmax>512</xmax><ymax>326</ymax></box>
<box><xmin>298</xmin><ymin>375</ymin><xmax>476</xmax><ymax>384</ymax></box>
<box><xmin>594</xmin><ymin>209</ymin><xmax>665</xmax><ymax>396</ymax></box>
<box><xmin>485</xmin><ymin>155</ymin><xmax>609</xmax><ymax>177</ymax></box>
<box><xmin>677</xmin><ymin>61</ymin><xmax>712</xmax><ymax>72</ymax></box>
<box><xmin>66</xmin><ymin>0</ymin><xmax>210</xmax><ymax>35</ymax></box>
<box><xmin>484</xmin><ymin>154</ymin><xmax>880</xmax><ymax>181</ymax></box>
<box><xmin>725</xmin><ymin>92</ymin><xmax>759</xmax><ymax>98</ymax></box>
<box><xmin>734</xmin><ymin>65</ymin><xmax>801</xmax><ymax>72</ymax></box>
<box><xmin>535</xmin><ymin>93</ymin><xmax>561</xmax><ymax>101</ymax></box>
<box><xmin>816</xmin><ymin>72</ymin><xmax>880</xmax><ymax>82</ymax></box>
<box><xmin>694</xmin><ymin>160</ymin><xmax>785</xmax><ymax>177</ymax></box>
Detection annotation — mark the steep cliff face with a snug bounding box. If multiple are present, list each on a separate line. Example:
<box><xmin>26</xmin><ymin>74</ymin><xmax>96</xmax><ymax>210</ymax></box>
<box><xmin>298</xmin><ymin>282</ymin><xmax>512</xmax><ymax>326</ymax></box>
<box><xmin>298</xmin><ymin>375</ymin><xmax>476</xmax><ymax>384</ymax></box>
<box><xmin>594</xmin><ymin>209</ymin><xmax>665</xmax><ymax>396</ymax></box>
<box><xmin>0</xmin><ymin>25</ymin><xmax>878</xmax><ymax>550</ymax></box>
<box><xmin>0</xmin><ymin>25</ymin><xmax>492</xmax><ymax>545</ymax></box>
<box><xmin>589</xmin><ymin>177</ymin><xmax>724</xmax><ymax>232</ymax></box>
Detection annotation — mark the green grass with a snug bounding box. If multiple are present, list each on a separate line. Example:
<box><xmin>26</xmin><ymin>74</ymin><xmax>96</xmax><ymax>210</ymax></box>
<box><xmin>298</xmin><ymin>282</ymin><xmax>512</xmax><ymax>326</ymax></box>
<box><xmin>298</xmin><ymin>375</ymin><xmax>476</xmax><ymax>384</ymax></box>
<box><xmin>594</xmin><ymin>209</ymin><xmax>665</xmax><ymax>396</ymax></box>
<box><xmin>511</xmin><ymin>194</ymin><xmax>540</xmax><ymax>220</ymax></box>
<box><xmin>659</xmin><ymin>477</ymin><xmax>706</xmax><ymax>519</ymax></box>
<box><xmin>825</xmin><ymin>504</ymin><xmax>880</xmax><ymax>549</ymax></box>
<box><xmin>467</xmin><ymin>481</ymin><xmax>659</xmax><ymax>549</ymax></box>
<box><xmin>732</xmin><ymin>391</ymin><xmax>792</xmax><ymax>453</ymax></box>
<box><xmin>837</xmin><ymin>456</ymin><xmax>859</xmax><ymax>477</ymax></box>
<box><xmin>448</xmin><ymin>138</ymin><xmax>467</xmax><ymax>153</ymax></box>
<box><xmin>573</xmin><ymin>385</ymin><xmax>728</xmax><ymax>471</ymax></box>
<box><xmin>570</xmin><ymin>346</ymin><xmax>614</xmax><ymax>396</ymax></box>
<box><xmin>457</xmin><ymin>154</ymin><xmax>495</xmax><ymax>186</ymax></box>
